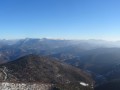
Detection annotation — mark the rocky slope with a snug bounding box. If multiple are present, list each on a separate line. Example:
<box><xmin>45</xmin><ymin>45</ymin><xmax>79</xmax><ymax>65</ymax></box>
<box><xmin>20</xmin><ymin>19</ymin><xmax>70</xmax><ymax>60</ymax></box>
<box><xmin>0</xmin><ymin>54</ymin><xmax>93</xmax><ymax>90</ymax></box>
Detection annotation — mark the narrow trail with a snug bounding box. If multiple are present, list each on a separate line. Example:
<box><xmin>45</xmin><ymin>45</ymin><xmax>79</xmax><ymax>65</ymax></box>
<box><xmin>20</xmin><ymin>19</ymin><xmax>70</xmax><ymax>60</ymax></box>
<box><xmin>2</xmin><ymin>67</ymin><xmax>7</xmax><ymax>81</ymax></box>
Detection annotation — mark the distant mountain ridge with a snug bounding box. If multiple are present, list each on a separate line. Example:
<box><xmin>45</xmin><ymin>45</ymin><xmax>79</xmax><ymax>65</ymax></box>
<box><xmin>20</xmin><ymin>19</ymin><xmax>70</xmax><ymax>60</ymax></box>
<box><xmin>0</xmin><ymin>38</ymin><xmax>120</xmax><ymax>64</ymax></box>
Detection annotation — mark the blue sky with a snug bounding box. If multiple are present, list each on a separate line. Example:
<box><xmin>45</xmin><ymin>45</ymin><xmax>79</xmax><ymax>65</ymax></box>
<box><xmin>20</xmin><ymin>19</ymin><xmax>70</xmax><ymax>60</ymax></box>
<box><xmin>0</xmin><ymin>0</ymin><xmax>120</xmax><ymax>40</ymax></box>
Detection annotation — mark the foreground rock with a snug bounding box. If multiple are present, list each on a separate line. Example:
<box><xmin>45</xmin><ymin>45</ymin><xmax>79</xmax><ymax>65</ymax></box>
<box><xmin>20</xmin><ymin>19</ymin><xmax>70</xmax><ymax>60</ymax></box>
<box><xmin>0</xmin><ymin>82</ymin><xmax>52</xmax><ymax>90</ymax></box>
<box><xmin>0</xmin><ymin>55</ymin><xmax>94</xmax><ymax>90</ymax></box>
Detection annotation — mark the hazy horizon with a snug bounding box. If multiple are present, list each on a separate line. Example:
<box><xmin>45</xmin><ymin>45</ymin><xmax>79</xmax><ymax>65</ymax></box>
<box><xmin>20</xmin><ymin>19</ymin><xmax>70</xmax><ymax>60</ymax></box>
<box><xmin>0</xmin><ymin>37</ymin><xmax>120</xmax><ymax>41</ymax></box>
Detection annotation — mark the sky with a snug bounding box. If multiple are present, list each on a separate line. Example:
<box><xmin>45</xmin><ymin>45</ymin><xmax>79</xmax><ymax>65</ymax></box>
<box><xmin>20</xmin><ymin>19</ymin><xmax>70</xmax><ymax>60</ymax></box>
<box><xmin>0</xmin><ymin>0</ymin><xmax>120</xmax><ymax>41</ymax></box>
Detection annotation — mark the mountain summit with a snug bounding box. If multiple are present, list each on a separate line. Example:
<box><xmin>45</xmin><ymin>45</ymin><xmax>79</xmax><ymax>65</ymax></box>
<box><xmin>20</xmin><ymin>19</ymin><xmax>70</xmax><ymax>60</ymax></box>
<box><xmin>0</xmin><ymin>54</ymin><xmax>93</xmax><ymax>89</ymax></box>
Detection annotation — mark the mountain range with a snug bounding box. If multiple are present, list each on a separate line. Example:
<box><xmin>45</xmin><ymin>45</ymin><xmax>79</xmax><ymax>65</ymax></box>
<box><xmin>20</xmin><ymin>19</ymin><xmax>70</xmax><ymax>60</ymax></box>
<box><xmin>0</xmin><ymin>38</ymin><xmax>120</xmax><ymax>89</ymax></box>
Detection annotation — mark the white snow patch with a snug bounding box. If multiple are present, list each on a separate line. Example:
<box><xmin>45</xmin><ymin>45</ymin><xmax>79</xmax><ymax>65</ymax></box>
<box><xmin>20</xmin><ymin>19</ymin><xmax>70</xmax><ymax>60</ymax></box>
<box><xmin>80</xmin><ymin>82</ymin><xmax>89</xmax><ymax>86</ymax></box>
